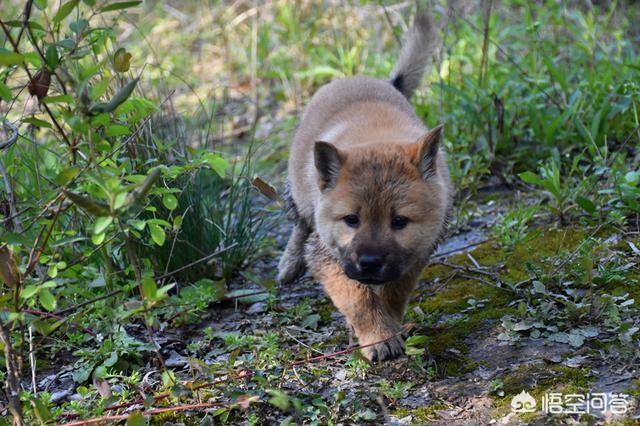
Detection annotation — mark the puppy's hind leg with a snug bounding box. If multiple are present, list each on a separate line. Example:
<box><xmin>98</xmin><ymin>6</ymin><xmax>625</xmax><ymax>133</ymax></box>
<box><xmin>277</xmin><ymin>222</ymin><xmax>310</xmax><ymax>285</ymax></box>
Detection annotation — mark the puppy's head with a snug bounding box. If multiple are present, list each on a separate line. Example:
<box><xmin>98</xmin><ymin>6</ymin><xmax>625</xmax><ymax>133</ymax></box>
<box><xmin>314</xmin><ymin>125</ymin><xmax>448</xmax><ymax>285</ymax></box>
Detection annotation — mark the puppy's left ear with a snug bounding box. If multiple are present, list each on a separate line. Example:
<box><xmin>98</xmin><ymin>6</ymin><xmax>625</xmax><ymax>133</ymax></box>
<box><xmin>413</xmin><ymin>124</ymin><xmax>443</xmax><ymax>180</ymax></box>
<box><xmin>314</xmin><ymin>141</ymin><xmax>344</xmax><ymax>191</ymax></box>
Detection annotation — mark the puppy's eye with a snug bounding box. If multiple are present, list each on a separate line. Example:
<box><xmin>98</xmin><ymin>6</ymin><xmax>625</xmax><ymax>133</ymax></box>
<box><xmin>343</xmin><ymin>214</ymin><xmax>360</xmax><ymax>228</ymax></box>
<box><xmin>391</xmin><ymin>216</ymin><xmax>409</xmax><ymax>230</ymax></box>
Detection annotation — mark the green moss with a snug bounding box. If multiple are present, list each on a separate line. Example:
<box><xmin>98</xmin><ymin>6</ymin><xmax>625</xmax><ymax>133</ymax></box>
<box><xmin>392</xmin><ymin>400</ymin><xmax>449</xmax><ymax>424</ymax></box>
<box><xmin>626</xmin><ymin>379</ymin><xmax>640</xmax><ymax>397</ymax></box>
<box><xmin>491</xmin><ymin>364</ymin><xmax>593</xmax><ymax>421</ymax></box>
<box><xmin>150</xmin><ymin>412</ymin><xmax>205</xmax><ymax>425</ymax></box>
<box><xmin>413</xmin><ymin>228</ymin><xmax>590</xmax><ymax>378</ymax></box>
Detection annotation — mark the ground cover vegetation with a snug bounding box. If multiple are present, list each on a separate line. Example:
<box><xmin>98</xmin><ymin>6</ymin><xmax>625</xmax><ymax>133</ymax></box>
<box><xmin>0</xmin><ymin>0</ymin><xmax>638</xmax><ymax>424</ymax></box>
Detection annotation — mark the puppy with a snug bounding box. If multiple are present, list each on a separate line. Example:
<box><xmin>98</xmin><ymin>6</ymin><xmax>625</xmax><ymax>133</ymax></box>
<box><xmin>278</xmin><ymin>8</ymin><xmax>452</xmax><ymax>362</ymax></box>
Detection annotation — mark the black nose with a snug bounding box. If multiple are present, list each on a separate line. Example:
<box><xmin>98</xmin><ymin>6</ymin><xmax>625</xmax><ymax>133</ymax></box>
<box><xmin>358</xmin><ymin>254</ymin><xmax>383</xmax><ymax>274</ymax></box>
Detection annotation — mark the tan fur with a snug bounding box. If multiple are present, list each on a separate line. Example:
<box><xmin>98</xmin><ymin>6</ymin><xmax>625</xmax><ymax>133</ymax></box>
<box><xmin>278</xmin><ymin>9</ymin><xmax>452</xmax><ymax>362</ymax></box>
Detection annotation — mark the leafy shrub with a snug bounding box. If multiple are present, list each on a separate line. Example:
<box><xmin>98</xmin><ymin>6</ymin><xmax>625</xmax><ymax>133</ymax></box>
<box><xmin>0</xmin><ymin>2</ymin><xmax>264</xmax><ymax>422</ymax></box>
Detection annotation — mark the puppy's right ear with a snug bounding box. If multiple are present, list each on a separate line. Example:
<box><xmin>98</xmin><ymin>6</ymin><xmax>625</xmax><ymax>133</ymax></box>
<box><xmin>314</xmin><ymin>141</ymin><xmax>344</xmax><ymax>190</ymax></box>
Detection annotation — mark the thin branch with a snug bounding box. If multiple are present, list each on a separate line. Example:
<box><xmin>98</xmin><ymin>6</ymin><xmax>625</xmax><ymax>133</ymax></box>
<box><xmin>25</xmin><ymin>196</ymin><xmax>64</xmax><ymax>276</ymax></box>
<box><xmin>380</xmin><ymin>2</ymin><xmax>402</xmax><ymax>46</ymax></box>
<box><xmin>431</xmin><ymin>238</ymin><xmax>492</xmax><ymax>259</ymax></box>
<box><xmin>21</xmin><ymin>308</ymin><xmax>96</xmax><ymax>336</ymax></box>
<box><xmin>0</xmin><ymin>321</ymin><xmax>24</xmax><ymax>425</ymax></box>
<box><xmin>60</xmin><ymin>402</ymin><xmax>224</xmax><ymax>426</ymax></box>
<box><xmin>290</xmin><ymin>323</ymin><xmax>414</xmax><ymax>366</ymax></box>
<box><xmin>54</xmin><ymin>289</ymin><xmax>122</xmax><ymax>316</ymax></box>
<box><xmin>155</xmin><ymin>243</ymin><xmax>238</xmax><ymax>281</ymax></box>
<box><xmin>58</xmin><ymin>370</ymin><xmax>252</xmax><ymax>421</ymax></box>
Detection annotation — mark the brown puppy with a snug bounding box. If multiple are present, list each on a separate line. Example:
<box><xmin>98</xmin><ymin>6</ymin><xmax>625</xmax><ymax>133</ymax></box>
<box><xmin>278</xmin><ymin>8</ymin><xmax>453</xmax><ymax>362</ymax></box>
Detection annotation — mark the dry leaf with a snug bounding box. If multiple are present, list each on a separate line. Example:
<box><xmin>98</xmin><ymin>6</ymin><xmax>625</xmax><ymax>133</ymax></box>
<box><xmin>0</xmin><ymin>244</ymin><xmax>20</xmax><ymax>288</ymax></box>
<box><xmin>252</xmin><ymin>176</ymin><xmax>280</xmax><ymax>202</ymax></box>
<box><xmin>28</xmin><ymin>68</ymin><xmax>51</xmax><ymax>101</ymax></box>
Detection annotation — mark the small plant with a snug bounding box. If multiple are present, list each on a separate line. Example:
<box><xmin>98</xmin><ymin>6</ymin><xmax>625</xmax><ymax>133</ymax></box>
<box><xmin>499</xmin><ymin>237</ymin><xmax>639</xmax><ymax>349</ymax></box>
<box><xmin>493</xmin><ymin>205</ymin><xmax>539</xmax><ymax>249</ymax></box>
<box><xmin>489</xmin><ymin>378</ymin><xmax>505</xmax><ymax>397</ymax></box>
<box><xmin>518</xmin><ymin>156</ymin><xmax>592</xmax><ymax>224</ymax></box>
<box><xmin>378</xmin><ymin>379</ymin><xmax>414</xmax><ymax>403</ymax></box>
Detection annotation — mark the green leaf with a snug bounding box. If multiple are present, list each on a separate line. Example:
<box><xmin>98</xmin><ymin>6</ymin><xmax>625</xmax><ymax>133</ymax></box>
<box><xmin>33</xmin><ymin>318</ymin><xmax>64</xmax><ymax>336</ymax></box>
<box><xmin>100</xmin><ymin>1</ymin><xmax>143</xmax><ymax>12</ymax></box>
<box><xmin>91</xmin><ymin>232</ymin><xmax>106</xmax><ymax>245</ymax></box>
<box><xmin>0</xmin><ymin>81</ymin><xmax>11</xmax><ymax>102</ymax></box>
<box><xmin>405</xmin><ymin>335</ymin><xmax>429</xmax><ymax>347</ymax></box>
<box><xmin>39</xmin><ymin>288</ymin><xmax>57</xmax><ymax>311</ymax></box>
<box><xmin>45</xmin><ymin>45</ymin><xmax>59</xmax><ymax>69</ymax></box>
<box><xmin>22</xmin><ymin>52</ymin><xmax>41</xmax><ymax>67</ymax></box>
<box><xmin>29</xmin><ymin>396</ymin><xmax>53</xmax><ymax>424</ymax></box>
<box><xmin>300</xmin><ymin>314</ymin><xmax>320</xmax><ymax>329</ymax></box>
<box><xmin>91</xmin><ymin>78</ymin><xmax>110</xmax><ymax>100</ymax></box>
<box><xmin>126</xmin><ymin>411</ymin><xmax>146</xmax><ymax>426</ymax></box>
<box><xmin>0</xmin><ymin>50</ymin><xmax>24</xmax><ymax>66</ymax></box>
<box><xmin>63</xmin><ymin>190</ymin><xmax>111</xmax><ymax>216</ymax></box>
<box><xmin>518</xmin><ymin>171</ymin><xmax>543</xmax><ymax>186</ymax></box>
<box><xmin>105</xmin><ymin>124</ymin><xmax>131</xmax><ymax>137</ymax></box>
<box><xmin>268</xmin><ymin>389</ymin><xmax>290</xmax><ymax>411</ymax></box>
<box><xmin>42</xmin><ymin>94</ymin><xmax>73</xmax><ymax>104</ymax></box>
<box><xmin>102</xmin><ymin>351</ymin><xmax>118</xmax><ymax>367</ymax></box>
<box><xmin>113</xmin><ymin>192</ymin><xmax>127</xmax><ymax>210</ymax></box>
<box><xmin>240</xmin><ymin>271</ymin><xmax>275</xmax><ymax>290</ymax></box>
<box><xmin>156</xmin><ymin>283</ymin><xmax>175</xmax><ymax>298</ymax></box>
<box><xmin>162</xmin><ymin>194</ymin><xmax>178</xmax><ymax>210</ymax></box>
<box><xmin>54</xmin><ymin>167</ymin><xmax>80</xmax><ymax>185</ymax></box>
<box><xmin>21</xmin><ymin>285</ymin><xmax>40</xmax><ymax>299</ymax></box>
<box><xmin>94</xmin><ymin>216</ymin><xmax>113</xmax><ymax>234</ymax></box>
<box><xmin>128</xmin><ymin>219</ymin><xmax>146</xmax><ymax>231</ymax></box>
<box><xmin>22</xmin><ymin>117</ymin><xmax>52</xmax><ymax>128</ymax></box>
<box><xmin>225</xmin><ymin>289</ymin><xmax>268</xmax><ymax>304</ymax></box>
<box><xmin>568</xmin><ymin>332</ymin><xmax>584</xmax><ymax>348</ymax></box>
<box><xmin>576</xmin><ymin>196</ymin><xmax>596</xmax><ymax>215</ymax></box>
<box><xmin>172</xmin><ymin>215</ymin><xmax>183</xmax><ymax>230</ymax></box>
<box><xmin>203</xmin><ymin>153</ymin><xmax>228</xmax><ymax>177</ymax></box>
<box><xmin>149</xmin><ymin>223</ymin><xmax>165</xmax><ymax>246</ymax></box>
<box><xmin>47</xmin><ymin>265</ymin><xmax>58</xmax><ymax>278</ymax></box>
<box><xmin>53</xmin><ymin>0</ymin><xmax>79</xmax><ymax>24</ymax></box>
<box><xmin>141</xmin><ymin>277</ymin><xmax>157</xmax><ymax>300</ymax></box>
<box><xmin>89</xmin><ymin>77</ymin><xmax>139</xmax><ymax>114</ymax></box>
<box><xmin>69</xmin><ymin>18</ymin><xmax>88</xmax><ymax>34</ymax></box>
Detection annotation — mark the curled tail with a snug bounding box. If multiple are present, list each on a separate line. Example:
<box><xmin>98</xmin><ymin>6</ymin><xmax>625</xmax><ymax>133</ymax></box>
<box><xmin>390</xmin><ymin>7</ymin><xmax>439</xmax><ymax>99</ymax></box>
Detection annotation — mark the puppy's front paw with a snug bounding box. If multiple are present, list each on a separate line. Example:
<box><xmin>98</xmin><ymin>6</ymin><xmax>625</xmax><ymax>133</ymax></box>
<box><xmin>277</xmin><ymin>253</ymin><xmax>306</xmax><ymax>285</ymax></box>
<box><xmin>361</xmin><ymin>333</ymin><xmax>405</xmax><ymax>363</ymax></box>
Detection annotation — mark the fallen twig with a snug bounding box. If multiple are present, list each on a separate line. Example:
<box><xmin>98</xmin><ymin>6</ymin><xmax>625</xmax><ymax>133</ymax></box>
<box><xmin>155</xmin><ymin>243</ymin><xmax>238</xmax><ymax>281</ymax></box>
<box><xmin>22</xmin><ymin>309</ymin><xmax>96</xmax><ymax>337</ymax></box>
<box><xmin>59</xmin><ymin>370</ymin><xmax>252</xmax><ymax>421</ymax></box>
<box><xmin>60</xmin><ymin>402</ymin><xmax>223</xmax><ymax>426</ymax></box>
<box><xmin>431</xmin><ymin>238</ymin><xmax>492</xmax><ymax>259</ymax></box>
<box><xmin>290</xmin><ymin>323</ymin><xmax>414</xmax><ymax>366</ymax></box>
